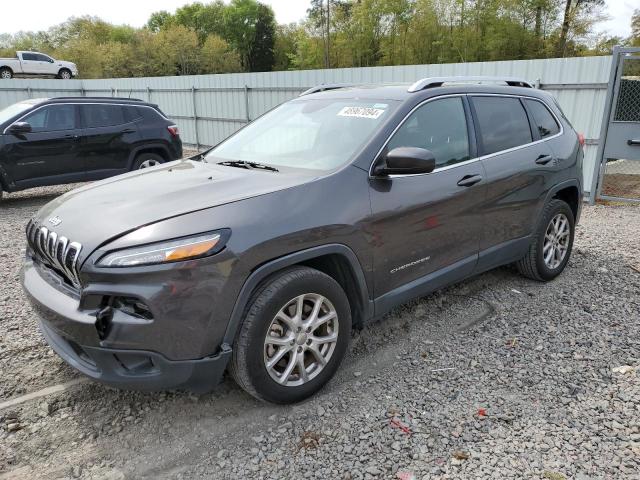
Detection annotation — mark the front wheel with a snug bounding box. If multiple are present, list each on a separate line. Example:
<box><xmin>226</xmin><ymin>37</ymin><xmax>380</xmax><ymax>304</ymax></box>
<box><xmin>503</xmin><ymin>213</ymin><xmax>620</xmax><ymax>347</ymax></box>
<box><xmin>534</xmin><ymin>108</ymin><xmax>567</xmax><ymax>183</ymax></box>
<box><xmin>0</xmin><ymin>68</ymin><xmax>13</xmax><ymax>79</ymax></box>
<box><xmin>58</xmin><ymin>69</ymin><xmax>72</xmax><ymax>79</ymax></box>
<box><xmin>516</xmin><ymin>199</ymin><xmax>575</xmax><ymax>281</ymax></box>
<box><xmin>229</xmin><ymin>266</ymin><xmax>351</xmax><ymax>404</ymax></box>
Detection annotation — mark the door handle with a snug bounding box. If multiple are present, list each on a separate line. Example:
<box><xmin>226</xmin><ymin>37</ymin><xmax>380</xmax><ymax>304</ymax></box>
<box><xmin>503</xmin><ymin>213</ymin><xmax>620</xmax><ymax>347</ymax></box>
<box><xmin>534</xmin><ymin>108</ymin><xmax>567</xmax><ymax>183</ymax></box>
<box><xmin>64</xmin><ymin>134</ymin><xmax>80</xmax><ymax>141</ymax></box>
<box><xmin>122</xmin><ymin>128</ymin><xmax>136</xmax><ymax>134</ymax></box>
<box><xmin>628</xmin><ymin>139</ymin><xmax>640</xmax><ymax>146</ymax></box>
<box><xmin>535</xmin><ymin>154</ymin><xmax>554</xmax><ymax>165</ymax></box>
<box><xmin>457</xmin><ymin>174</ymin><xmax>482</xmax><ymax>187</ymax></box>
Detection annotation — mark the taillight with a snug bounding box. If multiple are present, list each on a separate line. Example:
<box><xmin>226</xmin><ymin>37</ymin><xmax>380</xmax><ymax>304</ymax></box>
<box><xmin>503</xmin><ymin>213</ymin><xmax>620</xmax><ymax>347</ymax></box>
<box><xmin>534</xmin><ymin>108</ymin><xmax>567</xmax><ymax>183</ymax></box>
<box><xmin>167</xmin><ymin>125</ymin><xmax>179</xmax><ymax>138</ymax></box>
<box><xmin>578</xmin><ymin>133</ymin><xmax>585</xmax><ymax>147</ymax></box>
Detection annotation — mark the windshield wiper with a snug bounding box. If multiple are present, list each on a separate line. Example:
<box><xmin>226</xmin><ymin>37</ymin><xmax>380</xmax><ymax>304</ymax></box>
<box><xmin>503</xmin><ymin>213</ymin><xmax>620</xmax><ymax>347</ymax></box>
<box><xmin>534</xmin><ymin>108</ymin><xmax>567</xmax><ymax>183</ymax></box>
<box><xmin>217</xmin><ymin>160</ymin><xmax>279</xmax><ymax>172</ymax></box>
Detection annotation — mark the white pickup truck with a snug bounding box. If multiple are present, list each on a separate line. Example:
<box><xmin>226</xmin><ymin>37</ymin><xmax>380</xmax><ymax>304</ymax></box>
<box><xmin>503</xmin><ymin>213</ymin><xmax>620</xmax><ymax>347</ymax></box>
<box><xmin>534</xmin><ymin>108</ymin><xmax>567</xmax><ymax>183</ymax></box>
<box><xmin>0</xmin><ymin>51</ymin><xmax>78</xmax><ymax>79</ymax></box>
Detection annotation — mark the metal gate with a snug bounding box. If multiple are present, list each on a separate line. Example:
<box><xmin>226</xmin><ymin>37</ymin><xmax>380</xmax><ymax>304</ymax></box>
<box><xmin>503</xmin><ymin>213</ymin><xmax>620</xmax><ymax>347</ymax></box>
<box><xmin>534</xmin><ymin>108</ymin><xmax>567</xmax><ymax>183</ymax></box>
<box><xmin>592</xmin><ymin>46</ymin><xmax>640</xmax><ymax>203</ymax></box>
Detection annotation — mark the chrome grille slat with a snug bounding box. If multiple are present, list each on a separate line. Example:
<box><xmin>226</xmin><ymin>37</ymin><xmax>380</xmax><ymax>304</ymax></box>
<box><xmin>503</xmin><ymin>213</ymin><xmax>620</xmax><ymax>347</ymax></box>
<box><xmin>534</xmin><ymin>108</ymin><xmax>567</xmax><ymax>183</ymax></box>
<box><xmin>27</xmin><ymin>222</ymin><xmax>83</xmax><ymax>288</ymax></box>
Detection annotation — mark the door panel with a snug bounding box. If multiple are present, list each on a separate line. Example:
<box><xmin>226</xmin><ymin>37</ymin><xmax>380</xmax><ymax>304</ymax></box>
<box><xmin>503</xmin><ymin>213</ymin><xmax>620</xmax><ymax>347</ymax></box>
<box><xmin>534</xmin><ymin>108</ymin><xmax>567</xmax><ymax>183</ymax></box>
<box><xmin>368</xmin><ymin>96</ymin><xmax>485</xmax><ymax>298</ymax></box>
<box><xmin>471</xmin><ymin>95</ymin><xmax>555</xmax><ymax>252</ymax></box>
<box><xmin>19</xmin><ymin>53</ymin><xmax>40</xmax><ymax>74</ymax></box>
<box><xmin>369</xmin><ymin>163</ymin><xmax>486</xmax><ymax>297</ymax></box>
<box><xmin>79</xmin><ymin>104</ymin><xmax>140</xmax><ymax>176</ymax></box>
<box><xmin>3</xmin><ymin>104</ymin><xmax>83</xmax><ymax>184</ymax></box>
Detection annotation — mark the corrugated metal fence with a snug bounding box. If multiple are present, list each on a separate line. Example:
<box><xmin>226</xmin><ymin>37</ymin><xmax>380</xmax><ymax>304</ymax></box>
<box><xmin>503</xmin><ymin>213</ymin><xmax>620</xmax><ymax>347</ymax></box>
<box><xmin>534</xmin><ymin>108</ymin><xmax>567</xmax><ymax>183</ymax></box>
<box><xmin>0</xmin><ymin>55</ymin><xmax>613</xmax><ymax>196</ymax></box>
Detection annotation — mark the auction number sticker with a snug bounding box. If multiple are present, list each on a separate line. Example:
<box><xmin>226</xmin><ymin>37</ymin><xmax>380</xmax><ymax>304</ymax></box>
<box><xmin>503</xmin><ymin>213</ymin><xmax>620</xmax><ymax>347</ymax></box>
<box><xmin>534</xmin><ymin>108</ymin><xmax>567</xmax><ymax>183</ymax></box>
<box><xmin>338</xmin><ymin>106</ymin><xmax>386</xmax><ymax>119</ymax></box>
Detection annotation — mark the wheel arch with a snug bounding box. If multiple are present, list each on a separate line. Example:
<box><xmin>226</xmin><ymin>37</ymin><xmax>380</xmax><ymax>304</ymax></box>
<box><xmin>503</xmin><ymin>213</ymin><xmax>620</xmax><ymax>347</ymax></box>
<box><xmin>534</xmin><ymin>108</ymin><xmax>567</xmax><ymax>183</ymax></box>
<box><xmin>222</xmin><ymin>244</ymin><xmax>373</xmax><ymax>347</ymax></box>
<box><xmin>128</xmin><ymin>144</ymin><xmax>171</xmax><ymax>170</ymax></box>
<box><xmin>0</xmin><ymin>65</ymin><xmax>13</xmax><ymax>74</ymax></box>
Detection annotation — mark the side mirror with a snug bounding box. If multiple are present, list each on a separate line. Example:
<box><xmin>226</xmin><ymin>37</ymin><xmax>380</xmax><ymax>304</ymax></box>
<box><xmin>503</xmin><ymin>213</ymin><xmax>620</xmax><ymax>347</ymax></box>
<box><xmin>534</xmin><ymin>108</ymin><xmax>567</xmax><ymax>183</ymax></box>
<box><xmin>373</xmin><ymin>147</ymin><xmax>436</xmax><ymax>176</ymax></box>
<box><xmin>8</xmin><ymin>122</ymin><xmax>32</xmax><ymax>135</ymax></box>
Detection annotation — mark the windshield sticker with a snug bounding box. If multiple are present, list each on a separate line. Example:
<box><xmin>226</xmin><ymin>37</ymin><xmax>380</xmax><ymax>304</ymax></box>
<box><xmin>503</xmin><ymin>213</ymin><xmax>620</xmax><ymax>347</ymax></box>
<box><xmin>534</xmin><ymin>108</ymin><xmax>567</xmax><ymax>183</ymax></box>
<box><xmin>338</xmin><ymin>106</ymin><xmax>386</xmax><ymax>119</ymax></box>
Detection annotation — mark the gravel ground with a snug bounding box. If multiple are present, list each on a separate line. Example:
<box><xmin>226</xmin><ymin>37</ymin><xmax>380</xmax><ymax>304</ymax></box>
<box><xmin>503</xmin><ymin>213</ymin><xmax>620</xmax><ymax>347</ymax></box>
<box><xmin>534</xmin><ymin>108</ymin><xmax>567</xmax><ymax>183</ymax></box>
<box><xmin>1</xmin><ymin>184</ymin><xmax>639</xmax><ymax>480</ymax></box>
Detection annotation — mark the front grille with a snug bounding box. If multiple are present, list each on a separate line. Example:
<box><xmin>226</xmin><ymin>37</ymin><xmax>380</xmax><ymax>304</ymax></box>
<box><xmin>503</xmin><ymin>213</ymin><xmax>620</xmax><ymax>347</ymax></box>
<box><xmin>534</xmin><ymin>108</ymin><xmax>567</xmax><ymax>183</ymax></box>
<box><xmin>26</xmin><ymin>220</ymin><xmax>83</xmax><ymax>288</ymax></box>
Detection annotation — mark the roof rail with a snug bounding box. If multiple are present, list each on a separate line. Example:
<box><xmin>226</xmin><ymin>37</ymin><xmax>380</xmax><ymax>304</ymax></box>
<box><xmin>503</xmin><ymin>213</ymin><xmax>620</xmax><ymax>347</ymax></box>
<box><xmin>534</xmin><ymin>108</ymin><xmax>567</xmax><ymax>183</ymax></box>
<box><xmin>299</xmin><ymin>83</ymin><xmax>355</xmax><ymax>96</ymax></box>
<box><xmin>407</xmin><ymin>76</ymin><xmax>534</xmax><ymax>93</ymax></box>
<box><xmin>49</xmin><ymin>96</ymin><xmax>145</xmax><ymax>102</ymax></box>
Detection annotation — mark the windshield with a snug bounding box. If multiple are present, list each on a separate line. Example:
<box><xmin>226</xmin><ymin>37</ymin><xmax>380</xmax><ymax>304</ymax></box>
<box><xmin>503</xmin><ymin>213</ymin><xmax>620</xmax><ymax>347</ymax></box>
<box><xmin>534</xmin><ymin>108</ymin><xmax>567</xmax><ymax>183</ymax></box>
<box><xmin>0</xmin><ymin>102</ymin><xmax>34</xmax><ymax>126</ymax></box>
<box><xmin>206</xmin><ymin>98</ymin><xmax>398</xmax><ymax>171</ymax></box>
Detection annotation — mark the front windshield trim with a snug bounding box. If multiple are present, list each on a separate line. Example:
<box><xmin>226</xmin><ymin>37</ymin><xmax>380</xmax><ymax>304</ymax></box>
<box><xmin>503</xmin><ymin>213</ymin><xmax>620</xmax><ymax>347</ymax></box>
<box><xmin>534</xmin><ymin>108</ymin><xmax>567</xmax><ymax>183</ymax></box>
<box><xmin>203</xmin><ymin>97</ymin><xmax>401</xmax><ymax>172</ymax></box>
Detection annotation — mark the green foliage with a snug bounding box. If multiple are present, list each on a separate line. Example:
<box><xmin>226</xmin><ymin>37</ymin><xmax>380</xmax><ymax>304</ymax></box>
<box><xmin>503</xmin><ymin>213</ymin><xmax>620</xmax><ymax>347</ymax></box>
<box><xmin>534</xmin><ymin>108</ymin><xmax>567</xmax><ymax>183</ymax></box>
<box><xmin>631</xmin><ymin>9</ymin><xmax>640</xmax><ymax>47</ymax></box>
<box><xmin>0</xmin><ymin>0</ymin><xmax>623</xmax><ymax>79</ymax></box>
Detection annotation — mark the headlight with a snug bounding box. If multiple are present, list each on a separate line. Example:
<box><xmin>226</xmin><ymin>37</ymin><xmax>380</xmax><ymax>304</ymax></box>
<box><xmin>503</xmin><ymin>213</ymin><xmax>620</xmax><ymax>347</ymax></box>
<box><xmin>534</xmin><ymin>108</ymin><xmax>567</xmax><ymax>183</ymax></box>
<box><xmin>97</xmin><ymin>231</ymin><xmax>227</xmax><ymax>267</ymax></box>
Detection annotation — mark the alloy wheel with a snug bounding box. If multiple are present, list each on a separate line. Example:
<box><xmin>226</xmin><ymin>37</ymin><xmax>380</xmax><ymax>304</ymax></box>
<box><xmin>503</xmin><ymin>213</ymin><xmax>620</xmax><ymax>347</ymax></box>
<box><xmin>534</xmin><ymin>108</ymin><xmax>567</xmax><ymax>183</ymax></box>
<box><xmin>543</xmin><ymin>213</ymin><xmax>570</xmax><ymax>269</ymax></box>
<box><xmin>264</xmin><ymin>293</ymin><xmax>339</xmax><ymax>387</ymax></box>
<box><xmin>0</xmin><ymin>71</ymin><xmax>11</xmax><ymax>79</ymax></box>
<box><xmin>138</xmin><ymin>159</ymin><xmax>160</xmax><ymax>169</ymax></box>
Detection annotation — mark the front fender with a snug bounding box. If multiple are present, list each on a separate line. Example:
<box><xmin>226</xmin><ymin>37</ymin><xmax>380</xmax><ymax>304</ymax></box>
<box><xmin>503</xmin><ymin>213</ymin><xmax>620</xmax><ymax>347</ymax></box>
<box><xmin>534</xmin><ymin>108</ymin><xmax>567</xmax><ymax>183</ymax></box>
<box><xmin>221</xmin><ymin>244</ymin><xmax>373</xmax><ymax>347</ymax></box>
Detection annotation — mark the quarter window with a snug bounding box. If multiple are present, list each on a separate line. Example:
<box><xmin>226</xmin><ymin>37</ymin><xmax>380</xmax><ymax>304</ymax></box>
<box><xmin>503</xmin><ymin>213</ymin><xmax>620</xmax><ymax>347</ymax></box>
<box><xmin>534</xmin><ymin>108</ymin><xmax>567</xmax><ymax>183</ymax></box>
<box><xmin>22</xmin><ymin>105</ymin><xmax>77</xmax><ymax>132</ymax></box>
<box><xmin>524</xmin><ymin>99</ymin><xmax>560</xmax><ymax>138</ymax></box>
<box><xmin>387</xmin><ymin>97</ymin><xmax>470</xmax><ymax>168</ymax></box>
<box><xmin>81</xmin><ymin>104</ymin><xmax>125</xmax><ymax>128</ymax></box>
<box><xmin>472</xmin><ymin>97</ymin><xmax>533</xmax><ymax>155</ymax></box>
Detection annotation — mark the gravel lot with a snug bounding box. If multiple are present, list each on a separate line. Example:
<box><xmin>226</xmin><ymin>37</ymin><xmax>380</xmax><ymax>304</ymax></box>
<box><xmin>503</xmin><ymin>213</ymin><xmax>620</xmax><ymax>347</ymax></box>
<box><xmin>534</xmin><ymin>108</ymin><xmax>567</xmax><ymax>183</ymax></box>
<box><xmin>1</xmin><ymin>183</ymin><xmax>639</xmax><ymax>480</ymax></box>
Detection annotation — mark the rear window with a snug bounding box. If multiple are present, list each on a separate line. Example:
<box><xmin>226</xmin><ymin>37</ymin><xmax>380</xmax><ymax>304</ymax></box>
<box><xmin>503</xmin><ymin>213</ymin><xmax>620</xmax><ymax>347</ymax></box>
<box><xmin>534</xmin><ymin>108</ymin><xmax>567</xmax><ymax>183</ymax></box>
<box><xmin>81</xmin><ymin>104</ymin><xmax>125</xmax><ymax>128</ymax></box>
<box><xmin>124</xmin><ymin>106</ymin><xmax>143</xmax><ymax>122</ymax></box>
<box><xmin>472</xmin><ymin>97</ymin><xmax>533</xmax><ymax>155</ymax></box>
<box><xmin>525</xmin><ymin>99</ymin><xmax>560</xmax><ymax>138</ymax></box>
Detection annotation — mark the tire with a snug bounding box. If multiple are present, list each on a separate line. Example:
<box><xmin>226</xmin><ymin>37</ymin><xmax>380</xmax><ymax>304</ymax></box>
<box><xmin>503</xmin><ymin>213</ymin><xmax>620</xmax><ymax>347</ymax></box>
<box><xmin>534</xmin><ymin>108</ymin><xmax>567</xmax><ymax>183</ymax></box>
<box><xmin>58</xmin><ymin>69</ymin><xmax>72</xmax><ymax>80</ymax></box>
<box><xmin>132</xmin><ymin>153</ymin><xmax>164</xmax><ymax>170</ymax></box>
<box><xmin>0</xmin><ymin>68</ymin><xmax>13</xmax><ymax>79</ymax></box>
<box><xmin>516</xmin><ymin>199</ymin><xmax>575</xmax><ymax>282</ymax></box>
<box><xmin>229</xmin><ymin>266</ymin><xmax>351</xmax><ymax>404</ymax></box>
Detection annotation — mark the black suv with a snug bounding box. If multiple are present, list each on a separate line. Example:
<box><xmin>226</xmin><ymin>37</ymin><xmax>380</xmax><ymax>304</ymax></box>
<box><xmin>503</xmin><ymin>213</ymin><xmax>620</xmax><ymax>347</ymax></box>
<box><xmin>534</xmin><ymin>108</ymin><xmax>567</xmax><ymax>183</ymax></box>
<box><xmin>22</xmin><ymin>77</ymin><xmax>583</xmax><ymax>404</ymax></box>
<box><xmin>0</xmin><ymin>97</ymin><xmax>182</xmax><ymax>200</ymax></box>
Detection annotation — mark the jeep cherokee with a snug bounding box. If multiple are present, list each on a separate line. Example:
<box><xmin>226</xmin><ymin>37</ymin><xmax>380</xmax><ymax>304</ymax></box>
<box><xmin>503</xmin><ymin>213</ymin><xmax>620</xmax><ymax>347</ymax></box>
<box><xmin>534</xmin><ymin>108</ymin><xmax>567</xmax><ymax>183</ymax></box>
<box><xmin>21</xmin><ymin>77</ymin><xmax>583</xmax><ymax>404</ymax></box>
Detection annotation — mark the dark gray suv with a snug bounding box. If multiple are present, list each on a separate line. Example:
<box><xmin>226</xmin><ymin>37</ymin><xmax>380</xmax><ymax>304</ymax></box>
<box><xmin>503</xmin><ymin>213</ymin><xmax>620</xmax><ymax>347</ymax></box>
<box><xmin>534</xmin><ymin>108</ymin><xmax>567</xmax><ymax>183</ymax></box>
<box><xmin>22</xmin><ymin>77</ymin><xmax>583</xmax><ymax>403</ymax></box>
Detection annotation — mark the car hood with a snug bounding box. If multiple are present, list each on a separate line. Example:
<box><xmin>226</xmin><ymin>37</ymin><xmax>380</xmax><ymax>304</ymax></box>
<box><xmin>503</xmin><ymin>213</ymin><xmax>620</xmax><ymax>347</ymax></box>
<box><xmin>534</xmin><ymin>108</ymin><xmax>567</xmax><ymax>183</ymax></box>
<box><xmin>33</xmin><ymin>159</ymin><xmax>314</xmax><ymax>256</ymax></box>
<box><xmin>58</xmin><ymin>60</ymin><xmax>77</xmax><ymax>70</ymax></box>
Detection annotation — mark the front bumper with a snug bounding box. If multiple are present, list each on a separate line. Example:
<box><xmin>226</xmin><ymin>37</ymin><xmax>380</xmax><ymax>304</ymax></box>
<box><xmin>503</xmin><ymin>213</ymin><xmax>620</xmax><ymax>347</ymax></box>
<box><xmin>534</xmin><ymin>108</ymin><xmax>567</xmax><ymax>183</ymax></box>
<box><xmin>39</xmin><ymin>319</ymin><xmax>230</xmax><ymax>392</ymax></box>
<box><xmin>22</xmin><ymin>254</ymin><xmax>236</xmax><ymax>392</ymax></box>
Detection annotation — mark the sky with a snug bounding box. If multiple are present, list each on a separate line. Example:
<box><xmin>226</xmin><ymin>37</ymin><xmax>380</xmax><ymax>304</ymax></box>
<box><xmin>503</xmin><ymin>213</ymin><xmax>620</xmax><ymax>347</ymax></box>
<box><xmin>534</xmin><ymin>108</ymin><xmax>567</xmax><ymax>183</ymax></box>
<box><xmin>0</xmin><ymin>0</ymin><xmax>635</xmax><ymax>38</ymax></box>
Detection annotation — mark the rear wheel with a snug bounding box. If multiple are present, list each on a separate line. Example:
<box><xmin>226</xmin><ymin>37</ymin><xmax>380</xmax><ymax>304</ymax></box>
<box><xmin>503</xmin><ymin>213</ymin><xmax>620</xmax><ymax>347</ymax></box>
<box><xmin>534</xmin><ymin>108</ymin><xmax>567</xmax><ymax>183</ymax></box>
<box><xmin>58</xmin><ymin>69</ymin><xmax>72</xmax><ymax>80</ymax></box>
<box><xmin>0</xmin><ymin>68</ymin><xmax>13</xmax><ymax>79</ymax></box>
<box><xmin>516</xmin><ymin>199</ymin><xmax>575</xmax><ymax>281</ymax></box>
<box><xmin>229</xmin><ymin>266</ymin><xmax>351</xmax><ymax>404</ymax></box>
<box><xmin>132</xmin><ymin>153</ymin><xmax>164</xmax><ymax>170</ymax></box>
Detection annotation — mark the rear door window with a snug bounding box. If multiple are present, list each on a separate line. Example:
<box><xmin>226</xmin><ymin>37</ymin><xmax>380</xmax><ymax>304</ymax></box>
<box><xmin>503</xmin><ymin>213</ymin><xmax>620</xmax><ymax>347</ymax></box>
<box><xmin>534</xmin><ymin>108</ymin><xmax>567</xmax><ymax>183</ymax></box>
<box><xmin>124</xmin><ymin>106</ymin><xmax>143</xmax><ymax>122</ymax></box>
<box><xmin>472</xmin><ymin>97</ymin><xmax>533</xmax><ymax>155</ymax></box>
<box><xmin>21</xmin><ymin>53</ymin><xmax>37</xmax><ymax>61</ymax></box>
<box><xmin>524</xmin><ymin>99</ymin><xmax>560</xmax><ymax>138</ymax></box>
<box><xmin>81</xmin><ymin>104</ymin><xmax>126</xmax><ymax>128</ymax></box>
<box><xmin>22</xmin><ymin>104</ymin><xmax>77</xmax><ymax>132</ymax></box>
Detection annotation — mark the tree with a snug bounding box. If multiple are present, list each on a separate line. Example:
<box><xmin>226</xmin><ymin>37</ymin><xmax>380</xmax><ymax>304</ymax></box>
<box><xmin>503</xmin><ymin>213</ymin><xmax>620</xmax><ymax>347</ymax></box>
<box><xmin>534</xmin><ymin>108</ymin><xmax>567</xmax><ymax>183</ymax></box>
<box><xmin>250</xmin><ymin>3</ymin><xmax>276</xmax><ymax>71</ymax></box>
<box><xmin>556</xmin><ymin>0</ymin><xmax>605</xmax><ymax>57</ymax></box>
<box><xmin>201</xmin><ymin>34</ymin><xmax>241</xmax><ymax>73</ymax></box>
<box><xmin>155</xmin><ymin>25</ymin><xmax>201</xmax><ymax>75</ymax></box>
<box><xmin>273</xmin><ymin>24</ymin><xmax>299</xmax><ymax>71</ymax></box>
<box><xmin>224</xmin><ymin>0</ymin><xmax>276</xmax><ymax>72</ymax></box>
<box><xmin>147</xmin><ymin>11</ymin><xmax>174</xmax><ymax>33</ymax></box>
<box><xmin>631</xmin><ymin>9</ymin><xmax>640</xmax><ymax>47</ymax></box>
<box><xmin>174</xmin><ymin>1</ymin><xmax>226</xmax><ymax>42</ymax></box>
